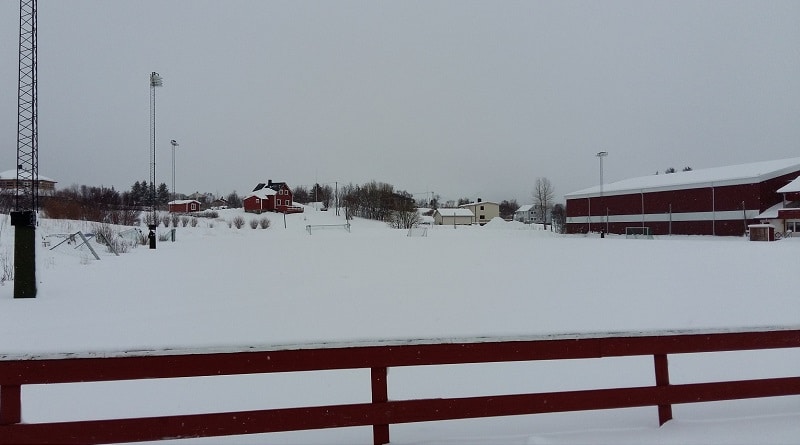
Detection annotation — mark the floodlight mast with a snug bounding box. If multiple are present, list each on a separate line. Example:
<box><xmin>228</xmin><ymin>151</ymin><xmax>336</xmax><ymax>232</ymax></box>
<box><xmin>596</xmin><ymin>151</ymin><xmax>608</xmax><ymax>196</ymax></box>
<box><xmin>171</xmin><ymin>139</ymin><xmax>178</xmax><ymax>203</ymax></box>
<box><xmin>149</xmin><ymin>72</ymin><xmax>163</xmax><ymax>249</ymax></box>
<box><xmin>596</xmin><ymin>151</ymin><xmax>609</xmax><ymax>234</ymax></box>
<box><xmin>12</xmin><ymin>0</ymin><xmax>39</xmax><ymax>298</ymax></box>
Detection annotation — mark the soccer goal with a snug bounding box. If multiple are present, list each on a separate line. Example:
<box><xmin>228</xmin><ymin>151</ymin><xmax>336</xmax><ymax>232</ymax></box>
<box><xmin>305</xmin><ymin>223</ymin><xmax>351</xmax><ymax>235</ymax></box>
<box><xmin>625</xmin><ymin>226</ymin><xmax>654</xmax><ymax>239</ymax></box>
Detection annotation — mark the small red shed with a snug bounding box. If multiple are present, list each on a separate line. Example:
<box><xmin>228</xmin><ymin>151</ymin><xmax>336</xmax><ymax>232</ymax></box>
<box><xmin>168</xmin><ymin>200</ymin><xmax>201</xmax><ymax>213</ymax></box>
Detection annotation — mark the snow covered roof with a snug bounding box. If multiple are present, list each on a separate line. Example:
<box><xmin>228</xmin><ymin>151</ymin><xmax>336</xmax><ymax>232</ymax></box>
<box><xmin>0</xmin><ymin>169</ymin><xmax>56</xmax><ymax>183</ymax></box>
<box><xmin>460</xmin><ymin>201</ymin><xmax>498</xmax><ymax>207</ymax></box>
<box><xmin>245</xmin><ymin>187</ymin><xmax>277</xmax><ymax>199</ymax></box>
<box><xmin>777</xmin><ymin>176</ymin><xmax>800</xmax><ymax>193</ymax></box>
<box><xmin>516</xmin><ymin>204</ymin><xmax>534</xmax><ymax>212</ymax></box>
<box><xmin>169</xmin><ymin>199</ymin><xmax>200</xmax><ymax>205</ymax></box>
<box><xmin>756</xmin><ymin>201</ymin><xmax>784</xmax><ymax>219</ymax></box>
<box><xmin>435</xmin><ymin>208</ymin><xmax>474</xmax><ymax>217</ymax></box>
<box><xmin>565</xmin><ymin>157</ymin><xmax>800</xmax><ymax>199</ymax></box>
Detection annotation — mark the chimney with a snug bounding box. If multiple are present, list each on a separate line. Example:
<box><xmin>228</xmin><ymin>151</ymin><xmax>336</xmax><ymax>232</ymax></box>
<box><xmin>268</xmin><ymin>180</ymin><xmax>272</xmax><ymax>187</ymax></box>
<box><xmin>477</xmin><ymin>198</ymin><xmax>482</xmax><ymax>203</ymax></box>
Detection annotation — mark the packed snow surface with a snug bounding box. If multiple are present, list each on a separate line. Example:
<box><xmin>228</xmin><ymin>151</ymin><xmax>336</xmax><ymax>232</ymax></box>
<box><xmin>0</xmin><ymin>207</ymin><xmax>797</xmax><ymax>444</ymax></box>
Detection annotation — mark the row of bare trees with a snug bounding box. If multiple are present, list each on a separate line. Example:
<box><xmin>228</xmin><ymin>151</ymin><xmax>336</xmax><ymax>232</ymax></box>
<box><xmin>339</xmin><ymin>181</ymin><xmax>417</xmax><ymax>227</ymax></box>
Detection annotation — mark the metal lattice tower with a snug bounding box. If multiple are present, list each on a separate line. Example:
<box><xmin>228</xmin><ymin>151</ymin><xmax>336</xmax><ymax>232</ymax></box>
<box><xmin>16</xmin><ymin>0</ymin><xmax>38</xmax><ymax>213</ymax></box>
<box><xmin>13</xmin><ymin>0</ymin><xmax>38</xmax><ymax>298</ymax></box>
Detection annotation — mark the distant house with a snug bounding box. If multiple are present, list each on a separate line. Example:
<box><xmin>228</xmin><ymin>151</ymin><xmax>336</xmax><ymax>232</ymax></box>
<box><xmin>0</xmin><ymin>169</ymin><xmax>56</xmax><ymax>194</ymax></box>
<box><xmin>515</xmin><ymin>205</ymin><xmax>536</xmax><ymax>224</ymax></box>
<box><xmin>168</xmin><ymin>199</ymin><xmax>201</xmax><ymax>213</ymax></box>
<box><xmin>515</xmin><ymin>204</ymin><xmax>550</xmax><ymax>224</ymax></box>
<box><xmin>243</xmin><ymin>180</ymin><xmax>303</xmax><ymax>214</ymax></box>
<box><xmin>433</xmin><ymin>208</ymin><xmax>474</xmax><ymax>226</ymax></box>
<box><xmin>209</xmin><ymin>197</ymin><xmax>228</xmax><ymax>209</ymax></box>
<box><xmin>458</xmin><ymin>199</ymin><xmax>499</xmax><ymax>225</ymax></box>
<box><xmin>187</xmin><ymin>191</ymin><xmax>214</xmax><ymax>205</ymax></box>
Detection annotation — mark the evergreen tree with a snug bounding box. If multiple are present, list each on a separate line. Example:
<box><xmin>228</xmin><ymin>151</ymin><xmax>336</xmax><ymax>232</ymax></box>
<box><xmin>156</xmin><ymin>183</ymin><xmax>170</xmax><ymax>206</ymax></box>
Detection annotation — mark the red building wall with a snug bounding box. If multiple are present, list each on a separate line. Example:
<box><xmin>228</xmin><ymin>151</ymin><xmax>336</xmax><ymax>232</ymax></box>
<box><xmin>168</xmin><ymin>201</ymin><xmax>200</xmax><ymax>213</ymax></box>
<box><xmin>244</xmin><ymin>195</ymin><xmax>272</xmax><ymax>213</ymax></box>
<box><xmin>243</xmin><ymin>184</ymin><xmax>295</xmax><ymax>214</ymax></box>
<box><xmin>566</xmin><ymin>173</ymin><xmax>797</xmax><ymax>236</ymax></box>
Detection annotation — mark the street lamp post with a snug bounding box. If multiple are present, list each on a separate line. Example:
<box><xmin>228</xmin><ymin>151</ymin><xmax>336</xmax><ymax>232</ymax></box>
<box><xmin>596</xmin><ymin>151</ymin><xmax>608</xmax><ymax>234</ymax></box>
<box><xmin>149</xmin><ymin>72</ymin><xmax>163</xmax><ymax>249</ymax></box>
<box><xmin>170</xmin><ymin>139</ymin><xmax>179</xmax><ymax>204</ymax></box>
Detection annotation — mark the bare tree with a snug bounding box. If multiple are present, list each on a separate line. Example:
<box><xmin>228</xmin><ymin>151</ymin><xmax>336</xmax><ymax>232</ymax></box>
<box><xmin>550</xmin><ymin>203</ymin><xmax>566</xmax><ymax>233</ymax></box>
<box><xmin>499</xmin><ymin>199</ymin><xmax>520</xmax><ymax>220</ymax></box>
<box><xmin>532</xmin><ymin>177</ymin><xmax>555</xmax><ymax>225</ymax></box>
<box><xmin>388</xmin><ymin>209</ymin><xmax>420</xmax><ymax>229</ymax></box>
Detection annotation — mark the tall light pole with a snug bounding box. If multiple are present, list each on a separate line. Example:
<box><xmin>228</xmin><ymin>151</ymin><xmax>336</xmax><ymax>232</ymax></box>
<box><xmin>596</xmin><ymin>151</ymin><xmax>608</xmax><ymax>234</ymax></box>
<box><xmin>149</xmin><ymin>72</ymin><xmax>163</xmax><ymax>249</ymax></box>
<box><xmin>170</xmin><ymin>139</ymin><xmax>179</xmax><ymax>204</ymax></box>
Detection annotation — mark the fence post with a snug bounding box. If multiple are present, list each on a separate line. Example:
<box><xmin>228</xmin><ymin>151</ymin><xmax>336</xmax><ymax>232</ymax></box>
<box><xmin>371</xmin><ymin>367</ymin><xmax>390</xmax><ymax>445</ymax></box>
<box><xmin>0</xmin><ymin>384</ymin><xmax>21</xmax><ymax>425</ymax></box>
<box><xmin>654</xmin><ymin>354</ymin><xmax>673</xmax><ymax>425</ymax></box>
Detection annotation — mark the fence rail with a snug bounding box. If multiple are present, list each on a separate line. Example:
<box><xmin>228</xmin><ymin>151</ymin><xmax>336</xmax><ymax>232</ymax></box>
<box><xmin>1</xmin><ymin>327</ymin><xmax>799</xmax><ymax>444</ymax></box>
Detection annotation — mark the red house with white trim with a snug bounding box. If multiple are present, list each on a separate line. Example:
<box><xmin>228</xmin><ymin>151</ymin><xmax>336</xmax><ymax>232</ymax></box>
<box><xmin>565</xmin><ymin>157</ymin><xmax>800</xmax><ymax>236</ymax></box>
<box><xmin>168</xmin><ymin>199</ymin><xmax>201</xmax><ymax>213</ymax></box>
<box><xmin>243</xmin><ymin>180</ymin><xmax>303</xmax><ymax>214</ymax></box>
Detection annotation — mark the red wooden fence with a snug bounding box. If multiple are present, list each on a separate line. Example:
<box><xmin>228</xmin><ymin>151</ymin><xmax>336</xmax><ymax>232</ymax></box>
<box><xmin>1</xmin><ymin>327</ymin><xmax>799</xmax><ymax>444</ymax></box>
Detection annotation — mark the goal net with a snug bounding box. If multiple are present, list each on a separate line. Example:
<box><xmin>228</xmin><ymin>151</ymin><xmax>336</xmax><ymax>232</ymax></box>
<box><xmin>625</xmin><ymin>226</ymin><xmax>654</xmax><ymax>239</ymax></box>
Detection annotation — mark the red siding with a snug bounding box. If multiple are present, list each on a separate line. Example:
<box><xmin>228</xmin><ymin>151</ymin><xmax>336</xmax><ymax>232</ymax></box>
<box><xmin>169</xmin><ymin>201</ymin><xmax>201</xmax><ymax>213</ymax></box>
<box><xmin>566</xmin><ymin>168</ymin><xmax>800</xmax><ymax>236</ymax></box>
<box><xmin>244</xmin><ymin>196</ymin><xmax>271</xmax><ymax>213</ymax></box>
<box><xmin>244</xmin><ymin>184</ymin><xmax>294</xmax><ymax>214</ymax></box>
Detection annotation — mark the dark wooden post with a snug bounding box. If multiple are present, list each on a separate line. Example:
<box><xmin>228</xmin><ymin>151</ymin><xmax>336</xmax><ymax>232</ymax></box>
<box><xmin>0</xmin><ymin>385</ymin><xmax>21</xmax><ymax>425</ymax></box>
<box><xmin>654</xmin><ymin>354</ymin><xmax>673</xmax><ymax>425</ymax></box>
<box><xmin>371</xmin><ymin>367</ymin><xmax>390</xmax><ymax>445</ymax></box>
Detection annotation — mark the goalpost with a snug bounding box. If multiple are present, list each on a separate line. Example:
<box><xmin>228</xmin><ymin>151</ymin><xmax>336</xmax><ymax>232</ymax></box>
<box><xmin>305</xmin><ymin>223</ymin><xmax>351</xmax><ymax>235</ymax></box>
<box><xmin>625</xmin><ymin>226</ymin><xmax>654</xmax><ymax>239</ymax></box>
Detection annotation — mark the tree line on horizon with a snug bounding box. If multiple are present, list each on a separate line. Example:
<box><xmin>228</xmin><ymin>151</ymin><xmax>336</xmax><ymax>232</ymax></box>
<box><xmin>7</xmin><ymin>177</ymin><xmax>564</xmax><ymax>231</ymax></box>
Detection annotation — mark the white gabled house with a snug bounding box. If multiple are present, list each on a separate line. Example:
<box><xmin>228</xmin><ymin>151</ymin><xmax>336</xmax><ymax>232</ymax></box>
<box><xmin>515</xmin><ymin>204</ymin><xmax>550</xmax><ymax>224</ymax></box>
<box><xmin>515</xmin><ymin>205</ymin><xmax>536</xmax><ymax>224</ymax></box>
<box><xmin>458</xmin><ymin>199</ymin><xmax>499</xmax><ymax>226</ymax></box>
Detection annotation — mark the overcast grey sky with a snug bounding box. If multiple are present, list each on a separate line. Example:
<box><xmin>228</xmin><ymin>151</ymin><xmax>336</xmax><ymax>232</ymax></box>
<box><xmin>2</xmin><ymin>1</ymin><xmax>799</xmax><ymax>204</ymax></box>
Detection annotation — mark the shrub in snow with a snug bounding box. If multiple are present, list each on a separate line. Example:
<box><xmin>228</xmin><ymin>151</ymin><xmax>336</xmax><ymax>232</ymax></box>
<box><xmin>160</xmin><ymin>214</ymin><xmax>171</xmax><ymax>228</ymax></box>
<box><xmin>259</xmin><ymin>217</ymin><xmax>271</xmax><ymax>229</ymax></box>
<box><xmin>0</xmin><ymin>250</ymin><xmax>13</xmax><ymax>284</ymax></box>
<box><xmin>181</xmin><ymin>216</ymin><xmax>190</xmax><ymax>227</ymax></box>
<box><xmin>142</xmin><ymin>212</ymin><xmax>156</xmax><ymax>226</ymax></box>
<box><xmin>92</xmin><ymin>223</ymin><xmax>136</xmax><ymax>254</ymax></box>
<box><xmin>249</xmin><ymin>219</ymin><xmax>259</xmax><ymax>229</ymax></box>
<box><xmin>190</xmin><ymin>218</ymin><xmax>198</xmax><ymax>227</ymax></box>
<box><xmin>232</xmin><ymin>216</ymin><xmax>245</xmax><ymax>229</ymax></box>
<box><xmin>170</xmin><ymin>214</ymin><xmax>180</xmax><ymax>228</ymax></box>
<box><xmin>194</xmin><ymin>210</ymin><xmax>219</xmax><ymax>219</ymax></box>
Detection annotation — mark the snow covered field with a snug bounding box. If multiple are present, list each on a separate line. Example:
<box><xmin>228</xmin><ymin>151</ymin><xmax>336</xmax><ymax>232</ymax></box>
<box><xmin>0</xmin><ymin>207</ymin><xmax>798</xmax><ymax>444</ymax></box>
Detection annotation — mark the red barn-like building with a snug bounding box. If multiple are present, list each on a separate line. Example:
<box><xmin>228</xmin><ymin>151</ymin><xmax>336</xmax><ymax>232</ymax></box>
<box><xmin>565</xmin><ymin>157</ymin><xmax>800</xmax><ymax>236</ymax></box>
<box><xmin>243</xmin><ymin>180</ymin><xmax>303</xmax><ymax>214</ymax></box>
<box><xmin>168</xmin><ymin>200</ymin><xmax>201</xmax><ymax>213</ymax></box>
